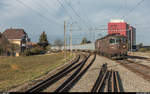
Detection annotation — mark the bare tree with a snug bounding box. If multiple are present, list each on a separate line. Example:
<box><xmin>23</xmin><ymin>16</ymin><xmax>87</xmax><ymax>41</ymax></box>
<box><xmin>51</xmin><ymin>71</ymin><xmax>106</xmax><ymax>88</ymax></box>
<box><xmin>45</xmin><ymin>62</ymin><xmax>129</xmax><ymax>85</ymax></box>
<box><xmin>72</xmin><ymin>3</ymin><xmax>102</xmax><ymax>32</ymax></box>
<box><xmin>54</xmin><ymin>39</ymin><xmax>63</xmax><ymax>49</ymax></box>
<box><xmin>81</xmin><ymin>37</ymin><xmax>91</xmax><ymax>44</ymax></box>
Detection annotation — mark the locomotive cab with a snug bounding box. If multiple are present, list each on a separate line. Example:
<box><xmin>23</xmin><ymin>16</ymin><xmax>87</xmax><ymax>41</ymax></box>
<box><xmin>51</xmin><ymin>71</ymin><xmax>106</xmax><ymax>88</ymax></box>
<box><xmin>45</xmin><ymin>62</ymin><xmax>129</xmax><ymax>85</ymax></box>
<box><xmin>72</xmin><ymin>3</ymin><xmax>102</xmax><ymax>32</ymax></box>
<box><xmin>109</xmin><ymin>36</ymin><xmax>127</xmax><ymax>59</ymax></box>
<box><xmin>95</xmin><ymin>34</ymin><xmax>128</xmax><ymax>60</ymax></box>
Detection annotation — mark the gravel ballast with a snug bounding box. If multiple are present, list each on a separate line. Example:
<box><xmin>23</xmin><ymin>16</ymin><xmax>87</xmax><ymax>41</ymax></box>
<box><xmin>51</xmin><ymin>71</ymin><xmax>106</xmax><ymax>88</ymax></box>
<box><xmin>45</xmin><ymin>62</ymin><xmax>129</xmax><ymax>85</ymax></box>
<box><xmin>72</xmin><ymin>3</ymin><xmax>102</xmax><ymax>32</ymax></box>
<box><xmin>70</xmin><ymin>55</ymin><xmax>150</xmax><ymax>92</ymax></box>
<box><xmin>128</xmin><ymin>52</ymin><xmax>150</xmax><ymax>58</ymax></box>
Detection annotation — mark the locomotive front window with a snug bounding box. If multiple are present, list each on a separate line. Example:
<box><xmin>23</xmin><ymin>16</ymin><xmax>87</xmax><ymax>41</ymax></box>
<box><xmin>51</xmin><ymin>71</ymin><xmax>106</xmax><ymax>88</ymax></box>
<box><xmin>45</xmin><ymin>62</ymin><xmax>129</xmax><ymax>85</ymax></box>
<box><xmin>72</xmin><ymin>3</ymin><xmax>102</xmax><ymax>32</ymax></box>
<box><xmin>122</xmin><ymin>38</ymin><xmax>127</xmax><ymax>43</ymax></box>
<box><xmin>116</xmin><ymin>38</ymin><xmax>121</xmax><ymax>43</ymax></box>
<box><xmin>109</xmin><ymin>39</ymin><xmax>115</xmax><ymax>44</ymax></box>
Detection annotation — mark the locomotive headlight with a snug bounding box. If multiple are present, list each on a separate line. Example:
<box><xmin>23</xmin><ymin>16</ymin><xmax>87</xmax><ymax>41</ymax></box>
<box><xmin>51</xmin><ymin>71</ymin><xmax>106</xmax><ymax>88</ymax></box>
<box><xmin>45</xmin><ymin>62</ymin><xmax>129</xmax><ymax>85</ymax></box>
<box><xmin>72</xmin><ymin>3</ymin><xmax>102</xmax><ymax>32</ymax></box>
<box><xmin>123</xmin><ymin>45</ymin><xmax>126</xmax><ymax>48</ymax></box>
<box><xmin>110</xmin><ymin>46</ymin><xmax>114</xmax><ymax>49</ymax></box>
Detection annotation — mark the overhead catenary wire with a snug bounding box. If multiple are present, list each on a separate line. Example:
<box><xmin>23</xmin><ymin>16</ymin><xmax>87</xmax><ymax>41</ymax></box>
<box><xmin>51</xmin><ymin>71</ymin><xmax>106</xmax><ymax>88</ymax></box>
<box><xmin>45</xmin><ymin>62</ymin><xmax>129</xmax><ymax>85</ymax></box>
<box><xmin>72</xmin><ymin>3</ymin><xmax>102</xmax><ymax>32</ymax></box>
<box><xmin>41</xmin><ymin>0</ymin><xmax>59</xmax><ymax>12</ymax></box>
<box><xmin>64</xmin><ymin>0</ymin><xmax>80</xmax><ymax>18</ymax></box>
<box><xmin>122</xmin><ymin>0</ymin><xmax>145</xmax><ymax>19</ymax></box>
<box><xmin>31</xmin><ymin>0</ymin><xmax>63</xmax><ymax>26</ymax></box>
<box><xmin>56</xmin><ymin>0</ymin><xmax>82</xmax><ymax>30</ymax></box>
<box><xmin>16</xmin><ymin>0</ymin><xmax>62</xmax><ymax>26</ymax></box>
<box><xmin>77</xmin><ymin>1</ymin><xmax>97</xmax><ymax>42</ymax></box>
<box><xmin>32</xmin><ymin>0</ymin><xmax>58</xmax><ymax>17</ymax></box>
<box><xmin>64</xmin><ymin>0</ymin><xmax>96</xmax><ymax>43</ymax></box>
<box><xmin>64</xmin><ymin>0</ymin><xmax>92</xmax><ymax>30</ymax></box>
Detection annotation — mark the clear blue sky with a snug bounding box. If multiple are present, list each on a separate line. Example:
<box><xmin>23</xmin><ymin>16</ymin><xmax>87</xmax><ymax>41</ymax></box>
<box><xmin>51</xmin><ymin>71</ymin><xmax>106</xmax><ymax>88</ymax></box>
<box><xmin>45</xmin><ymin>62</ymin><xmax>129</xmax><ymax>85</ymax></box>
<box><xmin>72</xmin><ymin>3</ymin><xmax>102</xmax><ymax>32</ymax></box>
<box><xmin>0</xmin><ymin>0</ymin><xmax>150</xmax><ymax>45</ymax></box>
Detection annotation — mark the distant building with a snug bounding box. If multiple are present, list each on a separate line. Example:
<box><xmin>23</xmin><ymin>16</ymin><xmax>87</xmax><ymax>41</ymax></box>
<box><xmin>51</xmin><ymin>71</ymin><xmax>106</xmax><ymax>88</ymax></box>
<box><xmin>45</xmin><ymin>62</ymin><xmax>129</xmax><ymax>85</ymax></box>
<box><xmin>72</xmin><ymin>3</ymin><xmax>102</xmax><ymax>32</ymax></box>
<box><xmin>108</xmin><ymin>19</ymin><xmax>136</xmax><ymax>51</ymax></box>
<box><xmin>3</xmin><ymin>28</ymin><xmax>30</xmax><ymax>53</ymax></box>
<box><xmin>129</xmin><ymin>26</ymin><xmax>136</xmax><ymax>50</ymax></box>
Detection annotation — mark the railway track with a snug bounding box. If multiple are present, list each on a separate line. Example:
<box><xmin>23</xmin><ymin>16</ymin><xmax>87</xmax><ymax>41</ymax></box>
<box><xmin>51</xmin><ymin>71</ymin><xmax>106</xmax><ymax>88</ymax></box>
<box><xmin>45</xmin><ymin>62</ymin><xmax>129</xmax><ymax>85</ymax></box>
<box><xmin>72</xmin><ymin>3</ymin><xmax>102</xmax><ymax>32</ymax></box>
<box><xmin>91</xmin><ymin>63</ymin><xmax>122</xmax><ymax>92</ymax></box>
<box><xmin>100</xmin><ymin>53</ymin><xmax>150</xmax><ymax>82</ymax></box>
<box><xmin>26</xmin><ymin>53</ymin><xmax>87</xmax><ymax>92</ymax></box>
<box><xmin>26</xmin><ymin>53</ymin><xmax>96</xmax><ymax>92</ymax></box>
<box><xmin>117</xmin><ymin>59</ymin><xmax>150</xmax><ymax>82</ymax></box>
<box><xmin>128</xmin><ymin>55</ymin><xmax>150</xmax><ymax>62</ymax></box>
<box><xmin>55</xmin><ymin>54</ymin><xmax>96</xmax><ymax>92</ymax></box>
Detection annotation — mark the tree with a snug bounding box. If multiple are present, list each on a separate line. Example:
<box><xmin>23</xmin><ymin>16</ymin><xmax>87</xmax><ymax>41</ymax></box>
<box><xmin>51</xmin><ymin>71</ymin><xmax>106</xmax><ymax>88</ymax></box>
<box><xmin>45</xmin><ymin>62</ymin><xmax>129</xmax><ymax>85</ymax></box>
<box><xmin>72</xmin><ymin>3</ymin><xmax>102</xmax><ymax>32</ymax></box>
<box><xmin>81</xmin><ymin>37</ymin><xmax>89</xmax><ymax>44</ymax></box>
<box><xmin>136</xmin><ymin>43</ymin><xmax>143</xmax><ymax>50</ymax></box>
<box><xmin>0</xmin><ymin>46</ymin><xmax>4</xmax><ymax>55</ymax></box>
<box><xmin>87</xmin><ymin>40</ymin><xmax>92</xmax><ymax>44</ymax></box>
<box><xmin>139</xmin><ymin>43</ymin><xmax>143</xmax><ymax>48</ymax></box>
<box><xmin>38</xmin><ymin>31</ymin><xmax>49</xmax><ymax>49</ymax></box>
<box><xmin>54</xmin><ymin>39</ymin><xmax>63</xmax><ymax>49</ymax></box>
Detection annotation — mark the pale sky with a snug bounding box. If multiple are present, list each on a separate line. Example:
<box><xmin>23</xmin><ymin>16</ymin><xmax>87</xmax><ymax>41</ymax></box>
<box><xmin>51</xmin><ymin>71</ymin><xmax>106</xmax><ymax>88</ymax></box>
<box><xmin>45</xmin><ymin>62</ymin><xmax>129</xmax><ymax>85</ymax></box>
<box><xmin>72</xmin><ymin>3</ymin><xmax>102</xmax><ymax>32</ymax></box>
<box><xmin>0</xmin><ymin>0</ymin><xmax>150</xmax><ymax>45</ymax></box>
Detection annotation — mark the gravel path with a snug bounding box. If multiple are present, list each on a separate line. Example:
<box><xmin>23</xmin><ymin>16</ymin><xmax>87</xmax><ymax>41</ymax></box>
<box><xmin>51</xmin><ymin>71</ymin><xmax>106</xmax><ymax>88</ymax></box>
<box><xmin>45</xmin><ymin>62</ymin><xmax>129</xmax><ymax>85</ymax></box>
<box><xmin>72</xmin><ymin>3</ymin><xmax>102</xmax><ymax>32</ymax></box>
<box><xmin>129</xmin><ymin>52</ymin><xmax>150</xmax><ymax>58</ymax></box>
<box><xmin>128</xmin><ymin>52</ymin><xmax>150</xmax><ymax>69</ymax></box>
<box><xmin>97</xmin><ymin>56</ymin><xmax>150</xmax><ymax>92</ymax></box>
<box><xmin>128</xmin><ymin>58</ymin><xmax>150</xmax><ymax>67</ymax></box>
<box><xmin>70</xmin><ymin>55</ymin><xmax>150</xmax><ymax>92</ymax></box>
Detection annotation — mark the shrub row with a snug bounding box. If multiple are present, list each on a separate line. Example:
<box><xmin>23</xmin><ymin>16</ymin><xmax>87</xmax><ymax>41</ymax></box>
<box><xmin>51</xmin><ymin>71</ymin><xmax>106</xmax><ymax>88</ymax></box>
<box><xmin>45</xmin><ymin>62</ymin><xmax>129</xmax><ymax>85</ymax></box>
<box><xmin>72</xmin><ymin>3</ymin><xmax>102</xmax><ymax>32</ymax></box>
<box><xmin>23</xmin><ymin>46</ymin><xmax>45</xmax><ymax>56</ymax></box>
<box><xmin>138</xmin><ymin>47</ymin><xmax>150</xmax><ymax>52</ymax></box>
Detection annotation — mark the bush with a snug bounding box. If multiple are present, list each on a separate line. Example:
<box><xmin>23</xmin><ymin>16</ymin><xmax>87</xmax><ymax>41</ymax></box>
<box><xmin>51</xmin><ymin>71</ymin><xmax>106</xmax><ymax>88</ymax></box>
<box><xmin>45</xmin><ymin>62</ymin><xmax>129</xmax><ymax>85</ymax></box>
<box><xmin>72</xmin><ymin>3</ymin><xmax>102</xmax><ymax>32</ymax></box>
<box><xmin>138</xmin><ymin>48</ymin><xmax>148</xmax><ymax>52</ymax></box>
<box><xmin>22</xmin><ymin>46</ymin><xmax>46</xmax><ymax>56</ymax></box>
<box><xmin>148</xmin><ymin>47</ymin><xmax>150</xmax><ymax>50</ymax></box>
<box><xmin>23</xmin><ymin>50</ymin><xmax>31</xmax><ymax>56</ymax></box>
<box><xmin>0</xmin><ymin>47</ymin><xmax>3</xmax><ymax>55</ymax></box>
<box><xmin>45</xmin><ymin>45</ymin><xmax>51</xmax><ymax>51</ymax></box>
<box><xmin>30</xmin><ymin>46</ymin><xmax>43</xmax><ymax>55</ymax></box>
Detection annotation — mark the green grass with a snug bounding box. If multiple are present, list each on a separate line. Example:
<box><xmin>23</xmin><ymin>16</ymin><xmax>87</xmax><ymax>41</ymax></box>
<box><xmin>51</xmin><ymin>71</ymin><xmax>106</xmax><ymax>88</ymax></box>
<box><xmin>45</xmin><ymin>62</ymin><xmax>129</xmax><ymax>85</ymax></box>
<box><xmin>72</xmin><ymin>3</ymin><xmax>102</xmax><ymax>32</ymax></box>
<box><xmin>0</xmin><ymin>52</ymin><xmax>74</xmax><ymax>91</ymax></box>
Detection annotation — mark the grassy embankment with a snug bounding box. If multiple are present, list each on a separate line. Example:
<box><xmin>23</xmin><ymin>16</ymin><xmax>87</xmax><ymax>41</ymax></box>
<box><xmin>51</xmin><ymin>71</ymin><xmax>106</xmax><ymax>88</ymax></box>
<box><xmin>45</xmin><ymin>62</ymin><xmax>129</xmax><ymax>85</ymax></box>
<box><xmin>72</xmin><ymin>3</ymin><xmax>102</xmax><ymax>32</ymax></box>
<box><xmin>0</xmin><ymin>52</ymin><xmax>74</xmax><ymax>91</ymax></box>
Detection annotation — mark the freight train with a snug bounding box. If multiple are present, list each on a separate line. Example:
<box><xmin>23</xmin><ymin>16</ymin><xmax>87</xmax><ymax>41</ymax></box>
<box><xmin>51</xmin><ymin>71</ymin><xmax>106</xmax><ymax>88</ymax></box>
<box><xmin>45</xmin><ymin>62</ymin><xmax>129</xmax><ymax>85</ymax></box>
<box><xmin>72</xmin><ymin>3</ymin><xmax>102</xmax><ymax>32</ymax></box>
<box><xmin>95</xmin><ymin>34</ymin><xmax>128</xmax><ymax>59</ymax></box>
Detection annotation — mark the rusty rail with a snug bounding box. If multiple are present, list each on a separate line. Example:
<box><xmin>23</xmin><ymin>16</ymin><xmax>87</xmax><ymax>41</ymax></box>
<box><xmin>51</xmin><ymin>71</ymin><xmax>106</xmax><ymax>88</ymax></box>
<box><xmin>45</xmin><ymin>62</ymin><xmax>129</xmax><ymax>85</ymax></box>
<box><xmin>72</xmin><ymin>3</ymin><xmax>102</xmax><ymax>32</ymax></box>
<box><xmin>91</xmin><ymin>63</ymin><xmax>122</xmax><ymax>92</ymax></box>
<box><xmin>115</xmin><ymin>71</ymin><xmax>120</xmax><ymax>92</ymax></box>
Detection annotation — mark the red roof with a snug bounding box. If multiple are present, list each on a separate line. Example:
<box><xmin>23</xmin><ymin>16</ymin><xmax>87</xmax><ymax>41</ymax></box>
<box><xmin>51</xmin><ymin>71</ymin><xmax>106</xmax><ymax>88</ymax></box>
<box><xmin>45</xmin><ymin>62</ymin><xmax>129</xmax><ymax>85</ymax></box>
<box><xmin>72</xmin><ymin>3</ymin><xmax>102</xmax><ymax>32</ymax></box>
<box><xmin>3</xmin><ymin>28</ymin><xmax>27</xmax><ymax>39</ymax></box>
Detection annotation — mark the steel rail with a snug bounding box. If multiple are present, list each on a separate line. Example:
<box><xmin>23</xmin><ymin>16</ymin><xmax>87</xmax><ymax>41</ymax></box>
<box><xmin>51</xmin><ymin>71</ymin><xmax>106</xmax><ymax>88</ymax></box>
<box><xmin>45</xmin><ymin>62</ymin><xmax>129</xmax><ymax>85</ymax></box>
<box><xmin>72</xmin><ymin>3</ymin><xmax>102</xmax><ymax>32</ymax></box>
<box><xmin>114</xmin><ymin>71</ymin><xmax>120</xmax><ymax>92</ymax></box>
<box><xmin>111</xmin><ymin>70</ymin><xmax>114</xmax><ymax>92</ymax></box>
<box><xmin>106</xmin><ymin>70</ymin><xmax>111</xmax><ymax>92</ymax></box>
<box><xmin>61</xmin><ymin>54</ymin><xmax>96</xmax><ymax>92</ymax></box>
<box><xmin>26</xmin><ymin>54</ymin><xmax>85</xmax><ymax>92</ymax></box>
<box><xmin>97</xmin><ymin>70</ymin><xmax>108</xmax><ymax>92</ymax></box>
<box><xmin>125</xmin><ymin>59</ymin><xmax>150</xmax><ymax>69</ymax></box>
<box><xmin>117</xmin><ymin>59</ymin><xmax>150</xmax><ymax>82</ymax></box>
<box><xmin>91</xmin><ymin>63</ymin><xmax>107</xmax><ymax>92</ymax></box>
<box><xmin>54</xmin><ymin>53</ymin><xmax>92</xmax><ymax>92</ymax></box>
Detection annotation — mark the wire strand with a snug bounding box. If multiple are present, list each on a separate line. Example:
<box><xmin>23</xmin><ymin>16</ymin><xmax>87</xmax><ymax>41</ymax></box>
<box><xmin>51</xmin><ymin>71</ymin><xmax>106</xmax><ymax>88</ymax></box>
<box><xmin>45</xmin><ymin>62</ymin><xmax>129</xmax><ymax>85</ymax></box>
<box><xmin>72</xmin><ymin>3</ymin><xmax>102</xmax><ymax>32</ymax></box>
<box><xmin>16</xmin><ymin>0</ymin><xmax>62</xmax><ymax>26</ymax></box>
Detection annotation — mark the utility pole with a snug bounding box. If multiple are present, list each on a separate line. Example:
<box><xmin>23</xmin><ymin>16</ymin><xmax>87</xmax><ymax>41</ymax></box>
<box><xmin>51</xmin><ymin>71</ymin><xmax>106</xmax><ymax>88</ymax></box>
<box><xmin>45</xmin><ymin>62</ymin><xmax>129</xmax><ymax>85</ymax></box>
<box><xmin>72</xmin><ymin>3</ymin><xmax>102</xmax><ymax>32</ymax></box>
<box><xmin>70</xmin><ymin>23</ymin><xmax>73</xmax><ymax>53</ymax></box>
<box><xmin>131</xmin><ymin>28</ymin><xmax>133</xmax><ymax>52</ymax></box>
<box><xmin>64</xmin><ymin>21</ymin><xmax>66</xmax><ymax>61</ymax></box>
<box><xmin>94</xmin><ymin>29</ymin><xmax>96</xmax><ymax>42</ymax></box>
